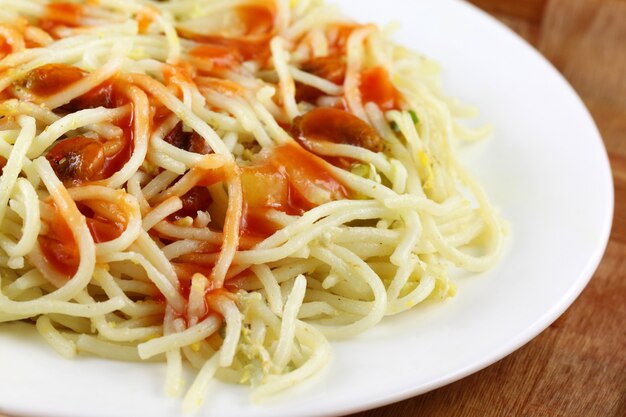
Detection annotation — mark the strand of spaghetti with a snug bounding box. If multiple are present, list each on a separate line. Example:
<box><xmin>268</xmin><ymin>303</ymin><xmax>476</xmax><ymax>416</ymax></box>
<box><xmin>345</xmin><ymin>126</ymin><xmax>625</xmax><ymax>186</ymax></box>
<box><xmin>28</xmin><ymin>105</ymin><xmax>130</xmax><ymax>158</ymax></box>
<box><xmin>251</xmin><ymin>264</ymin><xmax>284</xmax><ymax>315</ymax></box>
<box><xmin>203</xmin><ymin>92</ymin><xmax>275</xmax><ymax>149</ymax></box>
<box><xmin>43</xmin><ymin>57</ymin><xmax>122</xmax><ymax>109</ymax></box>
<box><xmin>104</xmin><ymin>85</ymin><xmax>151</xmax><ymax>188</ymax></box>
<box><xmin>150</xmin><ymin>156</ymin><xmax>228</xmax><ymax>204</ymax></box>
<box><xmin>310</xmin><ymin>245</ymin><xmax>387</xmax><ymax>339</ymax></box>
<box><xmin>2</xmin><ymin>269</ymin><xmax>45</xmax><ymax>299</ymax></box>
<box><xmin>0</xmin><ymin>115</ymin><xmax>35</xmax><ymax>224</ymax></box>
<box><xmin>255</xmin><ymin>200</ymin><xmax>384</xmax><ymax>249</ymax></box>
<box><xmin>75</xmin><ymin>335</ymin><xmax>146</xmax><ymax>361</ymax></box>
<box><xmin>210</xmin><ymin>163</ymin><xmax>242</xmax><ymax>287</ymax></box>
<box><xmin>0</xmin><ymin>99</ymin><xmax>59</xmax><ymax>125</ymax></box>
<box><xmin>187</xmin><ymin>274</ymin><xmax>209</xmax><ymax>327</ymax></box>
<box><xmin>216</xmin><ymin>298</ymin><xmax>242</xmax><ymax>367</ymax></box>
<box><xmin>234</xmin><ymin>206</ymin><xmax>390</xmax><ymax>265</ymax></box>
<box><xmin>33</xmin><ymin>162</ymin><xmax>95</xmax><ymax>301</ymax></box>
<box><xmin>142</xmin><ymin>196</ymin><xmax>182</xmax><ymax>231</ymax></box>
<box><xmin>251</xmin><ymin>321</ymin><xmax>330</xmax><ymax>401</ymax></box>
<box><xmin>305</xmin><ymin>141</ymin><xmax>393</xmax><ymax>177</ymax></box>
<box><xmin>153</xmin><ymin>221</ymin><xmax>223</xmax><ymax>244</ymax></box>
<box><xmin>271</xmin><ymin>37</ymin><xmax>299</xmax><ymax>121</ymax></box>
<box><xmin>0</xmin><ymin>289</ymin><xmax>125</xmax><ymax>317</ymax></box>
<box><xmin>273</xmin><ymin>274</ymin><xmax>307</xmax><ymax>371</ymax></box>
<box><xmin>386</xmin><ymin>273</ymin><xmax>436</xmax><ymax>315</ymax></box>
<box><xmin>2</xmin><ymin>177</ymin><xmax>40</xmax><ymax>258</ymax></box>
<box><xmin>35</xmin><ymin>316</ymin><xmax>77</xmax><ymax>359</ymax></box>
<box><xmin>385</xmin><ymin>257</ymin><xmax>418</xmax><ymax>307</ymax></box>
<box><xmin>68</xmin><ymin>186</ymin><xmax>143</xmax><ymax>256</ymax></box>
<box><xmin>390</xmin><ymin>210</ymin><xmax>421</xmax><ymax>266</ymax></box>
<box><xmin>288</xmin><ymin>65</ymin><xmax>343</xmax><ymax>96</ymax></box>
<box><xmin>244</xmin><ymin>92</ymin><xmax>293</xmax><ymax>144</ymax></box>
<box><xmin>284</xmin><ymin>3</ymin><xmax>345</xmax><ymax>40</ymax></box>
<box><xmin>122</xmin><ymin>73</ymin><xmax>231</xmax><ymax>156</ymax></box>
<box><xmin>166</xmin><ymin>348</ymin><xmax>185</xmax><ymax>397</ymax></box>
<box><xmin>98</xmin><ymin>250</ymin><xmax>184</xmax><ymax>311</ymax></box>
<box><xmin>93</xmin><ymin>267</ymin><xmax>163</xmax><ymax>317</ymax></box>
<box><xmin>138</xmin><ymin>314</ymin><xmax>222</xmax><ymax>360</ymax></box>
<box><xmin>345</xmin><ymin>25</ymin><xmax>376</xmax><ymax>121</ymax></box>
<box><xmin>133</xmin><ymin>231</ymin><xmax>180</xmax><ymax>287</ymax></box>
<box><xmin>74</xmin><ymin>292</ymin><xmax>160</xmax><ymax>342</ymax></box>
<box><xmin>181</xmin><ymin>353</ymin><xmax>220</xmax><ymax>414</ymax></box>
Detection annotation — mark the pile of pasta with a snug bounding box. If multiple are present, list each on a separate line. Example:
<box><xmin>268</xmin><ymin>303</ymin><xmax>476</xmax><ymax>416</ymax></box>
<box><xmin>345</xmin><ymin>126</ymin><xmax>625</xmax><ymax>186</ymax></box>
<box><xmin>0</xmin><ymin>0</ymin><xmax>503</xmax><ymax>411</ymax></box>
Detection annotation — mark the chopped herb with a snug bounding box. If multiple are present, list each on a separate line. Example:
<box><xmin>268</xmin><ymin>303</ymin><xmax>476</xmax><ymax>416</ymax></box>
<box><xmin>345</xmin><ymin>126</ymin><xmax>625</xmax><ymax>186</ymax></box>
<box><xmin>409</xmin><ymin>110</ymin><xmax>419</xmax><ymax>124</ymax></box>
<box><xmin>390</xmin><ymin>121</ymin><xmax>400</xmax><ymax>132</ymax></box>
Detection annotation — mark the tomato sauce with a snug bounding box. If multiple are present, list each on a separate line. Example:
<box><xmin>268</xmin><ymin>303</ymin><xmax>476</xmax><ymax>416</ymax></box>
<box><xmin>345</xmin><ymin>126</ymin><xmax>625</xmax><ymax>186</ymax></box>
<box><xmin>77</xmin><ymin>202</ymin><xmax>125</xmax><ymax>244</ymax></box>
<box><xmin>359</xmin><ymin>66</ymin><xmax>400</xmax><ymax>111</ymax></box>
<box><xmin>0</xmin><ymin>37</ymin><xmax>11</xmax><ymax>58</ymax></box>
<box><xmin>39</xmin><ymin>3</ymin><xmax>84</xmax><ymax>35</ymax></box>
<box><xmin>190</xmin><ymin>45</ymin><xmax>242</xmax><ymax>73</ymax></box>
<box><xmin>236</xmin><ymin>4</ymin><xmax>275</xmax><ymax>36</ymax></box>
<box><xmin>240</xmin><ymin>143</ymin><xmax>347</xmax><ymax>239</ymax></box>
<box><xmin>39</xmin><ymin>205</ymin><xmax>80</xmax><ymax>277</ymax></box>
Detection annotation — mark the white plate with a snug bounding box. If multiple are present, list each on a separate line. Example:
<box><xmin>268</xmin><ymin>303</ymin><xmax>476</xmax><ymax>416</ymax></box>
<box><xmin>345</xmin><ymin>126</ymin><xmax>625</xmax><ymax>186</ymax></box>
<box><xmin>0</xmin><ymin>1</ymin><xmax>613</xmax><ymax>416</ymax></box>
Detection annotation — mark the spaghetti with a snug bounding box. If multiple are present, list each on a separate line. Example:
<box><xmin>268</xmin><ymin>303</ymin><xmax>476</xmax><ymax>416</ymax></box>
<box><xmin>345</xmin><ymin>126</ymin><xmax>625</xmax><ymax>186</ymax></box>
<box><xmin>0</xmin><ymin>0</ymin><xmax>504</xmax><ymax>411</ymax></box>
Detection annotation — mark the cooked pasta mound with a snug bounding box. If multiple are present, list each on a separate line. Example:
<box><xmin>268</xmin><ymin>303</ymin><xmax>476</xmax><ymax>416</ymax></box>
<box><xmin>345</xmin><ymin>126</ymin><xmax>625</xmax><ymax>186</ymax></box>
<box><xmin>0</xmin><ymin>0</ymin><xmax>504</xmax><ymax>411</ymax></box>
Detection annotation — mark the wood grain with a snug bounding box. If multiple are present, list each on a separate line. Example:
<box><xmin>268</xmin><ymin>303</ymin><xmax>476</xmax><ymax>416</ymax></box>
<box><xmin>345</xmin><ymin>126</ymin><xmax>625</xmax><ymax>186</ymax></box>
<box><xmin>349</xmin><ymin>0</ymin><xmax>626</xmax><ymax>416</ymax></box>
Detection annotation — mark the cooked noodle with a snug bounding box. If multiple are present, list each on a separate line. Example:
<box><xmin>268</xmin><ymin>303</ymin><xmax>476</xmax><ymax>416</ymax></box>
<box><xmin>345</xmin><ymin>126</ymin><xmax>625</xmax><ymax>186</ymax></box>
<box><xmin>0</xmin><ymin>0</ymin><xmax>504</xmax><ymax>411</ymax></box>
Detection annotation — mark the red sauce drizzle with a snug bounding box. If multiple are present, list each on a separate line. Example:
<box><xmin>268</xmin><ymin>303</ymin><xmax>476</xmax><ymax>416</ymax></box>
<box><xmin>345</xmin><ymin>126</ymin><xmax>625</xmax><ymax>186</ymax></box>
<box><xmin>359</xmin><ymin>66</ymin><xmax>400</xmax><ymax>111</ymax></box>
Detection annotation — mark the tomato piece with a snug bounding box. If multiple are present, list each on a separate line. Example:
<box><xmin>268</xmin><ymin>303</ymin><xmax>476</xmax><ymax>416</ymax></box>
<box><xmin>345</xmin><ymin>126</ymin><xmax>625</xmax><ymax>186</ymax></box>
<box><xmin>46</xmin><ymin>136</ymin><xmax>105</xmax><ymax>186</ymax></box>
<box><xmin>360</xmin><ymin>66</ymin><xmax>400</xmax><ymax>111</ymax></box>
<box><xmin>164</xmin><ymin>123</ymin><xmax>212</xmax><ymax>155</ymax></box>
<box><xmin>241</xmin><ymin>165</ymin><xmax>289</xmax><ymax>209</ymax></box>
<box><xmin>292</xmin><ymin>107</ymin><xmax>383</xmax><ymax>153</ymax></box>
<box><xmin>21</xmin><ymin>64</ymin><xmax>85</xmax><ymax>97</ymax></box>
<box><xmin>171</xmin><ymin>187</ymin><xmax>214</xmax><ymax>220</ymax></box>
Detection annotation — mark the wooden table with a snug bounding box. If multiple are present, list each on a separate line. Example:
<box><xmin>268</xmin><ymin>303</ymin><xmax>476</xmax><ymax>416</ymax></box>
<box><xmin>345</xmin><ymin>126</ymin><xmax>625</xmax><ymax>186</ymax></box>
<box><xmin>350</xmin><ymin>0</ymin><xmax>626</xmax><ymax>416</ymax></box>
